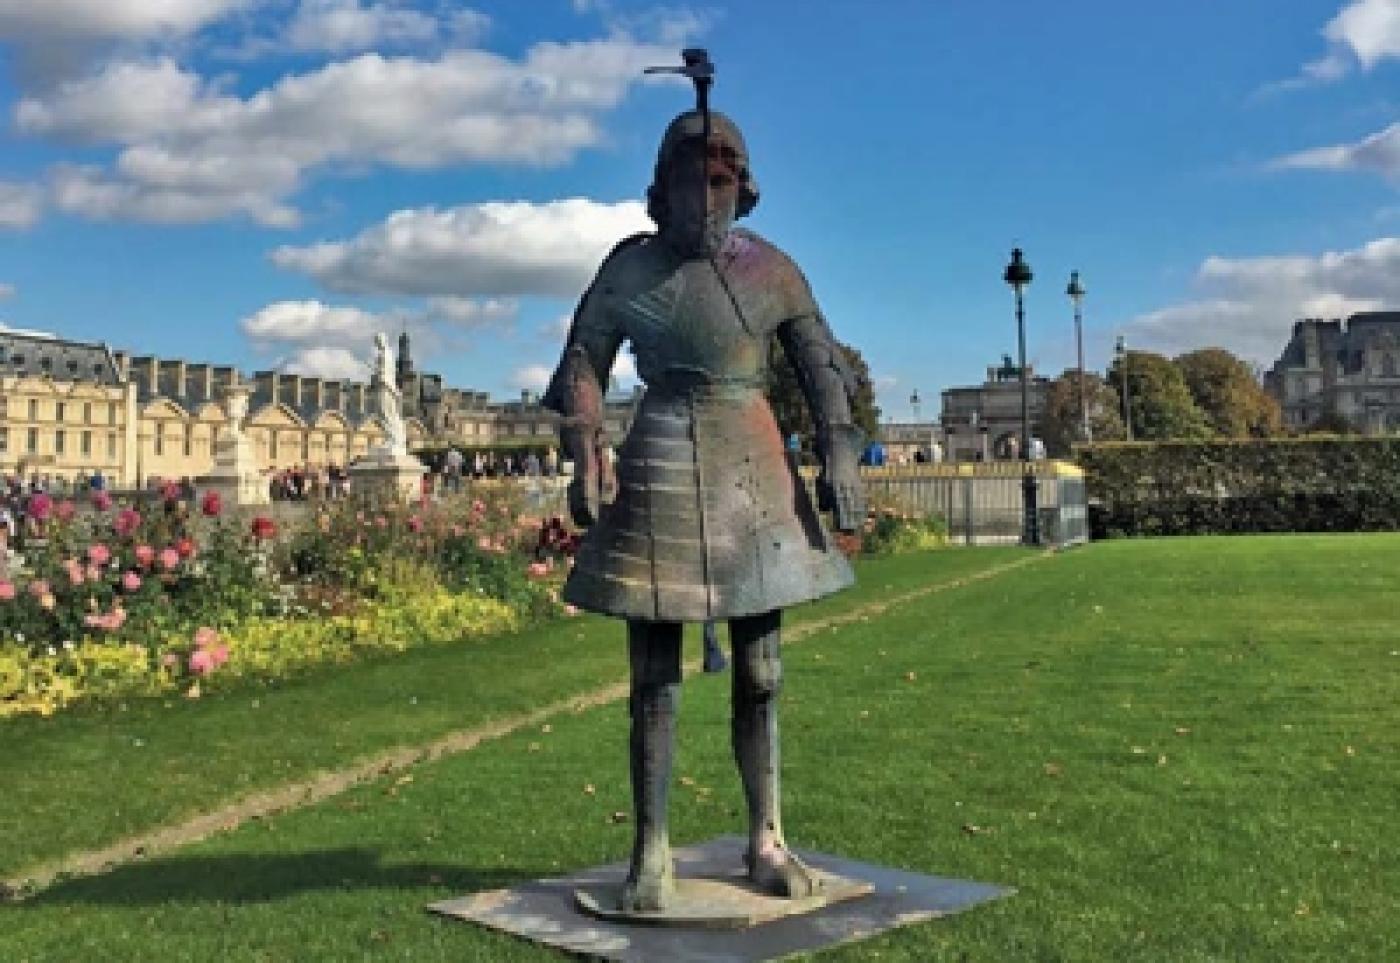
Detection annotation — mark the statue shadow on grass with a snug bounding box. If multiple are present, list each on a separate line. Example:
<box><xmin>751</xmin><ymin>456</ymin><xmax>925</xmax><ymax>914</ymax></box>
<box><xmin>21</xmin><ymin>848</ymin><xmax>542</xmax><ymax>907</ymax></box>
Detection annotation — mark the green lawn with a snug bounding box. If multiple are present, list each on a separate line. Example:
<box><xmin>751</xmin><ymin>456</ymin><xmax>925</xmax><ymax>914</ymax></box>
<box><xmin>4</xmin><ymin>535</ymin><xmax>1398</xmax><ymax>961</ymax></box>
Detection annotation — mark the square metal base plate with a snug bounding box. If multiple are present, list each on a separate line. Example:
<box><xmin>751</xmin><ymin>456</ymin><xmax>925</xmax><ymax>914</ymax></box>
<box><xmin>427</xmin><ymin>835</ymin><xmax>1011</xmax><ymax>961</ymax></box>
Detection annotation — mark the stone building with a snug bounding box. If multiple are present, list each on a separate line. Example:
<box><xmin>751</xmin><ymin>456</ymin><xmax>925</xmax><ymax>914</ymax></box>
<box><xmin>1265</xmin><ymin>311</ymin><xmax>1400</xmax><ymax>433</ymax></box>
<box><xmin>1</xmin><ymin>327</ymin><xmax>639</xmax><ymax>489</ymax></box>
<box><xmin>939</xmin><ymin>355</ymin><xmax>1048</xmax><ymax>462</ymax></box>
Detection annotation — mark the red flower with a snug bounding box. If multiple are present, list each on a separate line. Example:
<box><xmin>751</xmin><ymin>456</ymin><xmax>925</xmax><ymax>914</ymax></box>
<box><xmin>200</xmin><ymin>490</ymin><xmax>222</xmax><ymax>517</ymax></box>
<box><xmin>250</xmin><ymin>516</ymin><xmax>277</xmax><ymax>540</ymax></box>
<box><xmin>29</xmin><ymin>493</ymin><xmax>53</xmax><ymax>522</ymax></box>
<box><xmin>160</xmin><ymin>480</ymin><xmax>181</xmax><ymax>503</ymax></box>
<box><xmin>91</xmin><ymin>490</ymin><xmax>113</xmax><ymax>511</ymax></box>
<box><xmin>114</xmin><ymin>508</ymin><xmax>142</xmax><ymax>536</ymax></box>
<box><xmin>56</xmin><ymin>500</ymin><xmax>77</xmax><ymax>523</ymax></box>
<box><xmin>176</xmin><ymin>537</ymin><xmax>196</xmax><ymax>559</ymax></box>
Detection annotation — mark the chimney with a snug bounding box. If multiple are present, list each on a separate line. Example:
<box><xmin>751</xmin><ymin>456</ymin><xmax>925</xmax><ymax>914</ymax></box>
<box><xmin>1303</xmin><ymin>322</ymin><xmax>1321</xmax><ymax>368</ymax></box>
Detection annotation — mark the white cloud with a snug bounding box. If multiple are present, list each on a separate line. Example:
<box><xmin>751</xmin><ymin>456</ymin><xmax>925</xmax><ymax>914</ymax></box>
<box><xmin>510</xmin><ymin>364</ymin><xmax>551</xmax><ymax>393</ymax></box>
<box><xmin>15</xmin><ymin>34</ymin><xmax>686</xmax><ymax>226</ymax></box>
<box><xmin>0</xmin><ymin>0</ymin><xmax>252</xmax><ymax>40</ymax></box>
<box><xmin>278</xmin><ymin>345</ymin><xmax>370</xmax><ymax>380</ymax></box>
<box><xmin>0</xmin><ymin>321</ymin><xmax>57</xmax><ymax>338</ymax></box>
<box><xmin>284</xmin><ymin>0</ymin><xmax>441</xmax><ymax>54</ymax></box>
<box><xmin>0</xmin><ymin>181</ymin><xmax>44</xmax><ymax>228</ymax></box>
<box><xmin>271</xmin><ymin>198</ymin><xmax>652</xmax><ymax>297</ymax></box>
<box><xmin>1271</xmin><ymin>0</ymin><xmax>1400</xmax><ymax>89</ymax></box>
<box><xmin>1124</xmin><ymin>237</ymin><xmax>1400</xmax><ymax>361</ymax></box>
<box><xmin>0</xmin><ymin>283</ymin><xmax>15</xmax><ymax>299</ymax></box>
<box><xmin>423</xmin><ymin>296</ymin><xmax>519</xmax><ymax>330</ymax></box>
<box><xmin>241</xmin><ymin>299</ymin><xmax>386</xmax><ymax>346</ymax></box>
<box><xmin>1273</xmin><ymin>121</ymin><xmax>1400</xmax><ymax>182</ymax></box>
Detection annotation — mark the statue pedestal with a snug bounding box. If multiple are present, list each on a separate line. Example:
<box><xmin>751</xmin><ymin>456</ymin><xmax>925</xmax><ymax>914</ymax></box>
<box><xmin>429</xmin><ymin>835</ymin><xmax>1011</xmax><ymax>961</ymax></box>
<box><xmin>349</xmin><ymin>449</ymin><xmax>425</xmax><ymax>502</ymax></box>
<box><xmin>197</xmin><ymin>436</ymin><xmax>269</xmax><ymax>507</ymax></box>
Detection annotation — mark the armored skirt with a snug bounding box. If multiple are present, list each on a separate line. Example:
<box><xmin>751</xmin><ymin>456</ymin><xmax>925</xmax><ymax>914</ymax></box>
<box><xmin>563</xmin><ymin>382</ymin><xmax>854</xmax><ymax>623</ymax></box>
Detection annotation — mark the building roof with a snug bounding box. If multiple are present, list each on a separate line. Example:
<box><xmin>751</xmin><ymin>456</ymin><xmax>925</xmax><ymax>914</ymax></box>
<box><xmin>0</xmin><ymin>330</ymin><xmax>123</xmax><ymax>385</ymax></box>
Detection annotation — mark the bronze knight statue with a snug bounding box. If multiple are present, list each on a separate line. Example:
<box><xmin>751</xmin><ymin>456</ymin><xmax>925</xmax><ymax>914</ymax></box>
<box><xmin>542</xmin><ymin>51</ymin><xmax>865</xmax><ymax>913</ymax></box>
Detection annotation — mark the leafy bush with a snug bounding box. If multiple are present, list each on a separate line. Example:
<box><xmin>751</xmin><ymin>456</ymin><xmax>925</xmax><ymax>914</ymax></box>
<box><xmin>1078</xmin><ymin>437</ymin><xmax>1400</xmax><ymax>537</ymax></box>
<box><xmin>860</xmin><ymin>504</ymin><xmax>949</xmax><ymax>555</ymax></box>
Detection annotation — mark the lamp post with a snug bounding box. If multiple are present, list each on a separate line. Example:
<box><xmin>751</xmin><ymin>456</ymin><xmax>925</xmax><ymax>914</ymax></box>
<box><xmin>1115</xmin><ymin>334</ymin><xmax>1133</xmax><ymax>441</ymax></box>
<box><xmin>910</xmin><ymin>389</ymin><xmax>921</xmax><ymax>423</ymax></box>
<box><xmin>1067</xmin><ymin>271</ymin><xmax>1090</xmax><ymax>444</ymax></box>
<box><xmin>1003</xmin><ymin>247</ymin><xmax>1038</xmax><ymax>545</ymax></box>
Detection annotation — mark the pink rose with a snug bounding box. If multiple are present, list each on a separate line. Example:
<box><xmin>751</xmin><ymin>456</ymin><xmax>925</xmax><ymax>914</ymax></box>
<box><xmin>526</xmin><ymin>561</ymin><xmax>549</xmax><ymax>579</ymax></box>
<box><xmin>66</xmin><ymin>565</ymin><xmax>86</xmax><ymax>586</ymax></box>
<box><xmin>28</xmin><ymin>579</ymin><xmax>50</xmax><ymax>599</ymax></box>
<box><xmin>56</xmin><ymin>500</ymin><xmax>77</xmax><ymax>523</ymax></box>
<box><xmin>476</xmin><ymin>536</ymin><xmax>492</xmax><ymax>550</ymax></box>
<box><xmin>134</xmin><ymin>544</ymin><xmax>156</xmax><ymax>567</ymax></box>
<box><xmin>189</xmin><ymin>649</ymin><xmax>215</xmax><ymax>676</ymax></box>
<box><xmin>86</xmin><ymin>564</ymin><xmax>102</xmax><ymax>582</ymax></box>
<box><xmin>92</xmin><ymin>490</ymin><xmax>113</xmax><ymax>512</ymax></box>
<box><xmin>193</xmin><ymin>626</ymin><xmax>219</xmax><ymax>649</ymax></box>
<box><xmin>200</xmin><ymin>490</ymin><xmax>222</xmax><ymax>517</ymax></box>
<box><xmin>0</xmin><ymin>581</ymin><xmax>15</xmax><ymax>601</ymax></box>
<box><xmin>160</xmin><ymin>480</ymin><xmax>180</xmax><ymax>503</ymax></box>
<box><xmin>87</xmin><ymin>543</ymin><xmax>111</xmax><ymax>566</ymax></box>
<box><xmin>122</xmin><ymin>571</ymin><xmax>142</xmax><ymax>592</ymax></box>
<box><xmin>29</xmin><ymin>493</ymin><xmax>53</xmax><ymax>522</ymax></box>
<box><xmin>114</xmin><ymin>508</ymin><xmax>141</xmax><ymax>536</ymax></box>
<box><xmin>161</xmin><ymin>652</ymin><xmax>179</xmax><ymax>667</ymax></box>
<box><xmin>158</xmin><ymin>548</ymin><xmax>180</xmax><ymax>571</ymax></box>
<box><xmin>176</xmin><ymin>537</ymin><xmax>195</xmax><ymax>559</ymax></box>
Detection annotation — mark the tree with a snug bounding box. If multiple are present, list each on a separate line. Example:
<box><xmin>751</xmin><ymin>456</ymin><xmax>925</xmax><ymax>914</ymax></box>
<box><xmin>1174</xmin><ymin>347</ymin><xmax>1282</xmax><ymax>438</ymax></box>
<box><xmin>1106</xmin><ymin>350</ymin><xmax>1213</xmax><ymax>441</ymax></box>
<box><xmin>1041</xmin><ymin>370</ymin><xmax>1127</xmax><ymax>456</ymax></box>
<box><xmin>765</xmin><ymin>338</ymin><xmax>881</xmax><ymax>447</ymax></box>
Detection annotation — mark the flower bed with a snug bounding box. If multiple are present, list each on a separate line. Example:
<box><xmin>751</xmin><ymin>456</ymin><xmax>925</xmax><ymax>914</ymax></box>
<box><xmin>1</xmin><ymin>486</ymin><xmax>576</xmax><ymax>718</ymax></box>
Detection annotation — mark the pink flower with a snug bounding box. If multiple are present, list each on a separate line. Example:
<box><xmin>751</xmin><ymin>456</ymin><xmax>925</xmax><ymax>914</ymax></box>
<box><xmin>450</xmin><ymin>524</ymin><xmax>465</xmax><ymax>537</ymax></box>
<box><xmin>200</xmin><ymin>490</ymin><xmax>222</xmax><ymax>517</ymax></box>
<box><xmin>526</xmin><ymin>561</ymin><xmax>549</xmax><ymax>579</ymax></box>
<box><xmin>374</xmin><ymin>516</ymin><xmax>388</xmax><ymax>529</ymax></box>
<box><xmin>250</xmin><ymin>516</ymin><xmax>277</xmax><ymax>540</ymax></box>
<box><xmin>476</xmin><ymin>536</ymin><xmax>492</xmax><ymax>551</ymax></box>
<box><xmin>158</xmin><ymin>548</ymin><xmax>180</xmax><ymax>571</ymax></box>
<box><xmin>176</xmin><ymin>538</ymin><xmax>196</xmax><ymax>559</ymax></box>
<box><xmin>564</xmin><ymin>604</ymin><xmax>580</xmax><ymax>617</ymax></box>
<box><xmin>66</xmin><ymin>564</ymin><xmax>86</xmax><ymax>586</ymax></box>
<box><xmin>122</xmin><ymin>571</ymin><xmax>142</xmax><ymax>592</ymax></box>
<box><xmin>29</xmin><ymin>493</ymin><xmax>53</xmax><ymax>522</ymax></box>
<box><xmin>28</xmin><ymin>579</ymin><xmax>50</xmax><ymax>599</ymax></box>
<box><xmin>160</xmin><ymin>480</ymin><xmax>180</xmax><ymax>503</ymax></box>
<box><xmin>56</xmin><ymin>500</ymin><xmax>77</xmax><ymax>523</ymax></box>
<box><xmin>114</xmin><ymin>508</ymin><xmax>141</xmax><ymax>536</ymax></box>
<box><xmin>189</xmin><ymin>649</ymin><xmax>215</xmax><ymax>676</ymax></box>
<box><xmin>87</xmin><ymin>543</ymin><xmax>111</xmax><ymax>566</ymax></box>
<box><xmin>86</xmin><ymin>564</ymin><xmax>102</xmax><ymax>582</ymax></box>
<box><xmin>193</xmin><ymin>626</ymin><xmax>219</xmax><ymax>649</ymax></box>
<box><xmin>134</xmin><ymin>544</ymin><xmax>156</xmax><ymax>568</ymax></box>
<box><xmin>211</xmin><ymin>644</ymin><xmax>230</xmax><ymax>667</ymax></box>
<box><xmin>0</xmin><ymin>581</ymin><xmax>15</xmax><ymax>601</ymax></box>
<box><xmin>407</xmin><ymin>515</ymin><xmax>423</xmax><ymax>533</ymax></box>
<box><xmin>92</xmin><ymin>490</ymin><xmax>113</xmax><ymax>512</ymax></box>
<box><xmin>161</xmin><ymin>652</ymin><xmax>179</xmax><ymax>668</ymax></box>
<box><xmin>471</xmin><ymin>499</ymin><xmax>485</xmax><ymax>514</ymax></box>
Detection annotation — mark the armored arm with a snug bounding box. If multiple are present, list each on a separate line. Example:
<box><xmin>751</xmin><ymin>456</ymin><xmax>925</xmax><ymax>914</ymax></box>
<box><xmin>543</xmin><ymin>261</ymin><xmax>627</xmax><ymax>528</ymax></box>
<box><xmin>776</xmin><ymin>311</ymin><xmax>866</xmax><ymax>533</ymax></box>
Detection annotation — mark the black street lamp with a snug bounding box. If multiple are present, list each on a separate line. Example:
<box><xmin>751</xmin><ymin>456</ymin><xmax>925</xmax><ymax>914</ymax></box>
<box><xmin>910</xmin><ymin>389</ymin><xmax>922</xmax><ymax>423</ymax></box>
<box><xmin>1115</xmin><ymin>335</ymin><xmax>1133</xmax><ymax>441</ymax></box>
<box><xmin>1003</xmin><ymin>247</ymin><xmax>1038</xmax><ymax>545</ymax></box>
<box><xmin>1067</xmin><ymin>270</ymin><xmax>1090</xmax><ymax>444</ymax></box>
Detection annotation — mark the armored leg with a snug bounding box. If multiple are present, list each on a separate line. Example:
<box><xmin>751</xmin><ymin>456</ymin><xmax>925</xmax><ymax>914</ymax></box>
<box><xmin>730</xmin><ymin>610</ymin><xmax>818</xmax><ymax>898</ymax></box>
<box><xmin>623</xmin><ymin>620</ymin><xmax>682</xmax><ymax>911</ymax></box>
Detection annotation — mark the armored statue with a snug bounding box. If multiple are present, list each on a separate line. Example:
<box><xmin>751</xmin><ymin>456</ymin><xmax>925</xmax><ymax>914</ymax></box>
<box><xmin>543</xmin><ymin>55</ymin><xmax>864</xmax><ymax>913</ymax></box>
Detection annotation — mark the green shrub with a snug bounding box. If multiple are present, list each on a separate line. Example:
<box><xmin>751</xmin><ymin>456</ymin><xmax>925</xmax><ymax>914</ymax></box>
<box><xmin>1077</xmin><ymin>437</ymin><xmax>1400</xmax><ymax>537</ymax></box>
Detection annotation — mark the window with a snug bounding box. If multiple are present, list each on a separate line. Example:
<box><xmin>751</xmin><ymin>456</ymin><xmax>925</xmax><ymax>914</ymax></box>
<box><xmin>0</xmin><ymin>427</ymin><xmax>6</xmax><ymax>452</ymax></box>
<box><xmin>55</xmin><ymin>402</ymin><xmax>66</xmax><ymax>423</ymax></box>
<box><xmin>109</xmin><ymin>402</ymin><xmax>118</xmax><ymax>425</ymax></box>
<box><xmin>81</xmin><ymin>431</ymin><xmax>91</xmax><ymax>456</ymax></box>
<box><xmin>183</xmin><ymin>425</ymin><xmax>192</xmax><ymax>457</ymax></box>
<box><xmin>154</xmin><ymin>429</ymin><xmax>164</xmax><ymax>456</ymax></box>
<box><xmin>0</xmin><ymin>396</ymin><xmax>5</xmax><ymax>417</ymax></box>
<box><xmin>54</xmin><ymin>430</ymin><xmax>65</xmax><ymax>455</ymax></box>
<box><xmin>107</xmin><ymin>433</ymin><xmax>117</xmax><ymax>458</ymax></box>
<box><xmin>28</xmin><ymin>399</ymin><xmax>38</xmax><ymax>420</ymax></box>
<box><xmin>26</xmin><ymin>428</ymin><xmax>38</xmax><ymax>453</ymax></box>
<box><xmin>270</xmin><ymin>432</ymin><xmax>278</xmax><ymax>459</ymax></box>
<box><xmin>83</xmin><ymin>402</ymin><xmax>92</xmax><ymax>423</ymax></box>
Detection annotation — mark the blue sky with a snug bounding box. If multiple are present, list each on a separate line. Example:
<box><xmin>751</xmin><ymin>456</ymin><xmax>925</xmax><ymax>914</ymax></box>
<box><xmin>1</xmin><ymin>0</ymin><xmax>1398</xmax><ymax>420</ymax></box>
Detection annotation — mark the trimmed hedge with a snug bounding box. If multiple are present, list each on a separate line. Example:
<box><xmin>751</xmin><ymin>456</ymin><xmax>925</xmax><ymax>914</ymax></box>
<box><xmin>1077</xmin><ymin>437</ymin><xmax>1400</xmax><ymax>538</ymax></box>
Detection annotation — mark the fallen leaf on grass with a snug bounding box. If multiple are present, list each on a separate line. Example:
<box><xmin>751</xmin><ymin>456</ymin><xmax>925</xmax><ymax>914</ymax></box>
<box><xmin>905</xmin><ymin>671</ymin><xmax>917</xmax><ymax>682</ymax></box>
<box><xmin>541</xmin><ymin>724</ymin><xmax>553</xmax><ymax>734</ymax></box>
<box><xmin>396</xmin><ymin>774</ymin><xmax>414</xmax><ymax>786</ymax></box>
<box><xmin>1157</xmin><ymin>755</ymin><xmax>1168</xmax><ymax>766</ymax></box>
<box><xmin>185</xmin><ymin>683</ymin><xmax>201</xmax><ymax>700</ymax></box>
<box><xmin>1344</xmin><ymin>745</ymin><xmax>1356</xmax><ymax>757</ymax></box>
<box><xmin>528</xmin><ymin>742</ymin><xmax>542</xmax><ymax>752</ymax></box>
<box><xmin>583</xmin><ymin>783</ymin><xmax>596</xmax><ymax>796</ymax></box>
<box><xmin>679</xmin><ymin>776</ymin><xmax>696</xmax><ymax>787</ymax></box>
<box><xmin>1174</xmin><ymin>726</ymin><xmax>1192</xmax><ymax>736</ymax></box>
<box><xmin>961</xmin><ymin>823</ymin><xmax>991</xmax><ymax>836</ymax></box>
<box><xmin>1043</xmin><ymin>762</ymin><xmax>1063</xmax><ymax>777</ymax></box>
<box><xmin>610</xmin><ymin>811</ymin><xmax>629</xmax><ymax>824</ymax></box>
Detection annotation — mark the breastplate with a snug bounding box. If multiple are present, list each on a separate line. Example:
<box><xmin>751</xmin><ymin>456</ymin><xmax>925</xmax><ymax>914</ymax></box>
<box><xmin>620</xmin><ymin>259</ymin><xmax>766</xmax><ymax>388</ymax></box>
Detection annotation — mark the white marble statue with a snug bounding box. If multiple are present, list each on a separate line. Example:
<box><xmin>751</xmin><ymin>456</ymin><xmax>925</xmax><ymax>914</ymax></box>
<box><xmin>372</xmin><ymin>332</ymin><xmax>408</xmax><ymax>458</ymax></box>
